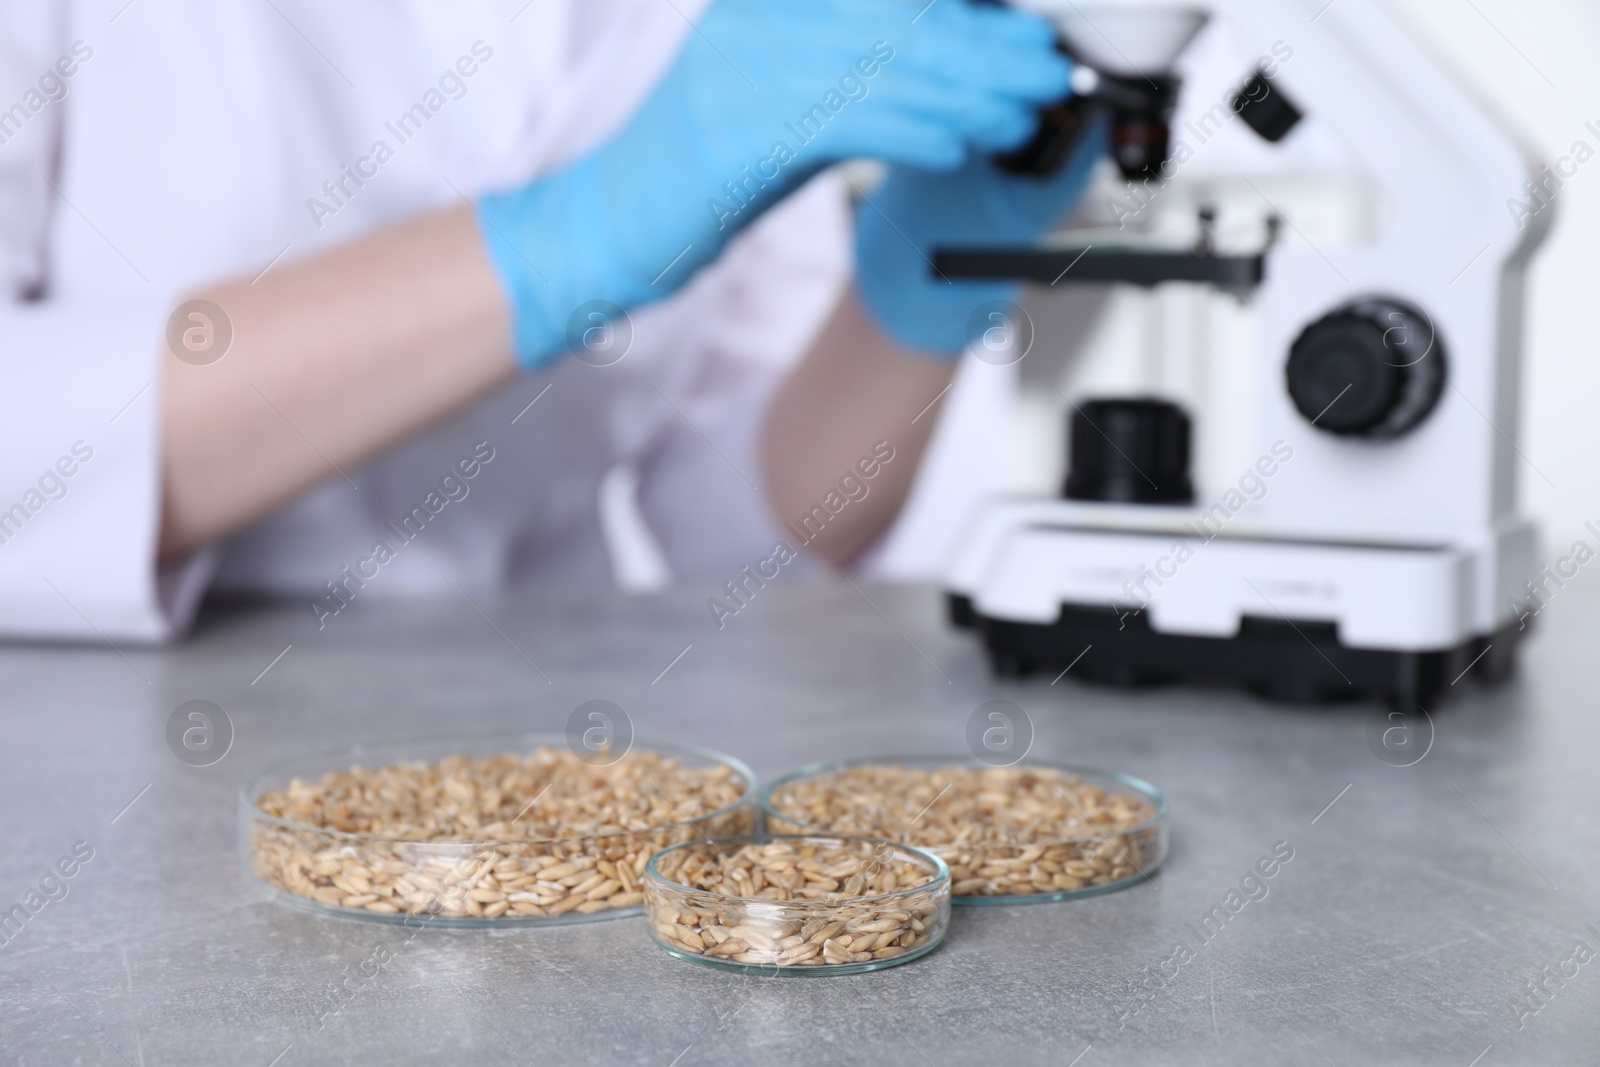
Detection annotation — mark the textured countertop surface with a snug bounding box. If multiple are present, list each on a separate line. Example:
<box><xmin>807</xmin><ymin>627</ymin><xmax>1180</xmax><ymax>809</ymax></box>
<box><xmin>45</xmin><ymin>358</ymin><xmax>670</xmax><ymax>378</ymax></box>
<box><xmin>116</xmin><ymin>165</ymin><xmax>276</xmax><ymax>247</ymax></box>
<box><xmin>1</xmin><ymin>578</ymin><xmax>1596</xmax><ymax>1066</ymax></box>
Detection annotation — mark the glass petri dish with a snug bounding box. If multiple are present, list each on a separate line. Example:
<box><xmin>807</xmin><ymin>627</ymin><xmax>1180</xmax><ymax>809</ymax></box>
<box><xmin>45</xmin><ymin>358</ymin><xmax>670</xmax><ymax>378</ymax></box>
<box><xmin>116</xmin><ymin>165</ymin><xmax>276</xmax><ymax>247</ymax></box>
<box><xmin>642</xmin><ymin>833</ymin><xmax>951</xmax><ymax>976</ymax></box>
<box><xmin>241</xmin><ymin>732</ymin><xmax>755</xmax><ymax>927</ymax></box>
<box><xmin>760</xmin><ymin>757</ymin><xmax>1167</xmax><ymax>905</ymax></box>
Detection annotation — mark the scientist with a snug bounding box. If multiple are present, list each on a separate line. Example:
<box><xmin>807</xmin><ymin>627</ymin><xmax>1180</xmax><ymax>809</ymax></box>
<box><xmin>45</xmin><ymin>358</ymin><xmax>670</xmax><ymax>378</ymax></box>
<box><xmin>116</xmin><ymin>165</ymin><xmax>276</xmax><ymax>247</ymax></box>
<box><xmin>0</xmin><ymin>0</ymin><xmax>1100</xmax><ymax>641</ymax></box>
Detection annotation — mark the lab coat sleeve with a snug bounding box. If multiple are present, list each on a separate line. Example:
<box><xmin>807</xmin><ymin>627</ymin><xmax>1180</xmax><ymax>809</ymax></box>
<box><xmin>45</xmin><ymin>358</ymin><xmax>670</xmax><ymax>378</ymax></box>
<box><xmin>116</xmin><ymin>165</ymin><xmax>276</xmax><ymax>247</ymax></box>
<box><xmin>0</xmin><ymin>8</ymin><xmax>211</xmax><ymax>644</ymax></box>
<box><xmin>0</xmin><ymin>301</ymin><xmax>214</xmax><ymax>644</ymax></box>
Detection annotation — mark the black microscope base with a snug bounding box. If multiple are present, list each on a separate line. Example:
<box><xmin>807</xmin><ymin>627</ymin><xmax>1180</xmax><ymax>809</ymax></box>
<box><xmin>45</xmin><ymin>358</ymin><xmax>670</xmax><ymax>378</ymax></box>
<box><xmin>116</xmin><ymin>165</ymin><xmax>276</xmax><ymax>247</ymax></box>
<box><xmin>948</xmin><ymin>595</ymin><xmax>1522</xmax><ymax>710</ymax></box>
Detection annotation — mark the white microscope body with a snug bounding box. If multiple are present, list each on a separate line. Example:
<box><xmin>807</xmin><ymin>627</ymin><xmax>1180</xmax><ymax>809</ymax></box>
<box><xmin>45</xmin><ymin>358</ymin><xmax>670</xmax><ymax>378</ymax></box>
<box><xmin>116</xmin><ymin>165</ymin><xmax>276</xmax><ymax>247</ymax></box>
<box><xmin>943</xmin><ymin>0</ymin><xmax>1549</xmax><ymax>707</ymax></box>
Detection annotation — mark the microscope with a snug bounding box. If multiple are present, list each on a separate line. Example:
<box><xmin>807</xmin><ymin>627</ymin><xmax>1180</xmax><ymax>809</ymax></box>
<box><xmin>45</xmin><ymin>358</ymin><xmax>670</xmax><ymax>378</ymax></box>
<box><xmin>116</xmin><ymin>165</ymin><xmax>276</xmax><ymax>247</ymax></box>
<box><xmin>941</xmin><ymin>0</ymin><xmax>1549</xmax><ymax>709</ymax></box>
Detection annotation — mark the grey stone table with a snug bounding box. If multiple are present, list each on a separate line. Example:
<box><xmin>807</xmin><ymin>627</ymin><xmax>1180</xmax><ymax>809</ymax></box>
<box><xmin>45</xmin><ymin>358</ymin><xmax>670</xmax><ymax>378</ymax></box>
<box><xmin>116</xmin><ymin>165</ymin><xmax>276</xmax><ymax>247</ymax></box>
<box><xmin>1</xmin><ymin>578</ymin><xmax>1596</xmax><ymax>1066</ymax></box>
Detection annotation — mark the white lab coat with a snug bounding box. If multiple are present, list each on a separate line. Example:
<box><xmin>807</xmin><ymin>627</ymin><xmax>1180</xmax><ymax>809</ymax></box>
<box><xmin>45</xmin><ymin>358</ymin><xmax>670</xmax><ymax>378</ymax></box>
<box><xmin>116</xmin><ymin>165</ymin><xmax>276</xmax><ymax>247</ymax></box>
<box><xmin>0</xmin><ymin>0</ymin><xmax>851</xmax><ymax>642</ymax></box>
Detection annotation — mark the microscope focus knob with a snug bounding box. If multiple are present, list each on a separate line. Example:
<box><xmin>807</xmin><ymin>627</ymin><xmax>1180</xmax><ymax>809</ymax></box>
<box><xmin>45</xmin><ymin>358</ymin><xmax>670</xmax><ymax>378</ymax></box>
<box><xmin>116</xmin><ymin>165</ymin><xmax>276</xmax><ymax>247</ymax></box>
<box><xmin>1286</xmin><ymin>298</ymin><xmax>1446</xmax><ymax>438</ymax></box>
<box><xmin>1064</xmin><ymin>398</ymin><xmax>1194</xmax><ymax>504</ymax></box>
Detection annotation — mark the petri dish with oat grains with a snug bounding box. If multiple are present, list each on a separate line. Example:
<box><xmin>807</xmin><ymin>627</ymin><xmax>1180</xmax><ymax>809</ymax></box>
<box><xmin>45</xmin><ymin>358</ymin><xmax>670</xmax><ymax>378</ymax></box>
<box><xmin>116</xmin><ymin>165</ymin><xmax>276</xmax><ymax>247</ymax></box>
<box><xmin>642</xmin><ymin>833</ymin><xmax>951</xmax><ymax>975</ymax></box>
<box><xmin>242</xmin><ymin>732</ymin><xmax>754</xmax><ymax>926</ymax></box>
<box><xmin>760</xmin><ymin>757</ymin><xmax>1166</xmax><ymax>904</ymax></box>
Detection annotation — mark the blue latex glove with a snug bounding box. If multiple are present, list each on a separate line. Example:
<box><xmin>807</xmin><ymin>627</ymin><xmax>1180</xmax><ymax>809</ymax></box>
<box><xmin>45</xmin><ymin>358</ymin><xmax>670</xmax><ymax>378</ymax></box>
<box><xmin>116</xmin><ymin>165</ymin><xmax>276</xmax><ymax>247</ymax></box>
<box><xmin>855</xmin><ymin>117</ymin><xmax>1109</xmax><ymax>355</ymax></box>
<box><xmin>476</xmin><ymin>0</ymin><xmax>1073</xmax><ymax>371</ymax></box>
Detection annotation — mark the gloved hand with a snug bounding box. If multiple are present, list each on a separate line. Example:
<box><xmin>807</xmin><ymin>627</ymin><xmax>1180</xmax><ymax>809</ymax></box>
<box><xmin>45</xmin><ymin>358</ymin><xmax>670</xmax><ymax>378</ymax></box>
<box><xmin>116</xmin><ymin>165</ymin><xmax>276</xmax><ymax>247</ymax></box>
<box><xmin>854</xmin><ymin>116</ymin><xmax>1108</xmax><ymax>355</ymax></box>
<box><xmin>476</xmin><ymin>0</ymin><xmax>1074</xmax><ymax>370</ymax></box>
